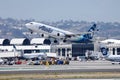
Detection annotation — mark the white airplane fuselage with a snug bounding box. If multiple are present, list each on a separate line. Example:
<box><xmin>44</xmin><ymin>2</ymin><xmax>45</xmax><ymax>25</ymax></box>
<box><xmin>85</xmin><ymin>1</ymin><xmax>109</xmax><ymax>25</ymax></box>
<box><xmin>106</xmin><ymin>55</ymin><xmax>120</xmax><ymax>62</ymax></box>
<box><xmin>23</xmin><ymin>53</ymin><xmax>46</xmax><ymax>59</ymax></box>
<box><xmin>25</xmin><ymin>22</ymin><xmax>97</xmax><ymax>43</ymax></box>
<box><xmin>26</xmin><ymin>22</ymin><xmax>73</xmax><ymax>39</ymax></box>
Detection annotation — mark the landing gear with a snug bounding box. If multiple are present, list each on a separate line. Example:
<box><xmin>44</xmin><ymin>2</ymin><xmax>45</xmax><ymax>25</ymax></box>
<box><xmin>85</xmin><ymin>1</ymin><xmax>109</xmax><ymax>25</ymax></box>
<box><xmin>54</xmin><ymin>40</ymin><xmax>58</xmax><ymax>43</ymax></box>
<box><xmin>112</xmin><ymin>62</ymin><xmax>115</xmax><ymax>65</ymax></box>
<box><xmin>63</xmin><ymin>39</ymin><xmax>67</xmax><ymax>43</ymax></box>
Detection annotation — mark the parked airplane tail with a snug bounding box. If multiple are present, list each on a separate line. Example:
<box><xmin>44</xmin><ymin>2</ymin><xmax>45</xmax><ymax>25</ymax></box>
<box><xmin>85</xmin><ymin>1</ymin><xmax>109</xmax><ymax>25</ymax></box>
<box><xmin>100</xmin><ymin>47</ymin><xmax>109</xmax><ymax>57</ymax></box>
<box><xmin>13</xmin><ymin>44</ymin><xmax>17</xmax><ymax>51</ymax></box>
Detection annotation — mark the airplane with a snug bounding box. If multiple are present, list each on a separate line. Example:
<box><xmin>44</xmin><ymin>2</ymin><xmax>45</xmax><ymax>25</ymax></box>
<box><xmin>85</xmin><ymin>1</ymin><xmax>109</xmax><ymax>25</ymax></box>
<box><xmin>25</xmin><ymin>22</ymin><xmax>98</xmax><ymax>43</ymax></box>
<box><xmin>23</xmin><ymin>53</ymin><xmax>47</xmax><ymax>60</ymax></box>
<box><xmin>12</xmin><ymin>45</ymin><xmax>47</xmax><ymax>60</ymax></box>
<box><xmin>101</xmin><ymin>47</ymin><xmax>120</xmax><ymax>64</ymax></box>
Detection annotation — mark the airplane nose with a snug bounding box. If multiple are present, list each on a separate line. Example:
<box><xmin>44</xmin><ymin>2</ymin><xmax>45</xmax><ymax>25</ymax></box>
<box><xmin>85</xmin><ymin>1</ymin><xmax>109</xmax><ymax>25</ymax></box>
<box><xmin>25</xmin><ymin>23</ymin><xmax>32</xmax><ymax>29</ymax></box>
<box><xmin>25</xmin><ymin>23</ymin><xmax>30</xmax><ymax>27</ymax></box>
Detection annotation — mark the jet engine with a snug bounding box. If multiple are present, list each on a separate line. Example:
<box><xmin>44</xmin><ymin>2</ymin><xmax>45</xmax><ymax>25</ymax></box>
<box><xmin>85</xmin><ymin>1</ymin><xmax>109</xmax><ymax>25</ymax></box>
<box><xmin>57</xmin><ymin>33</ymin><xmax>65</xmax><ymax>37</ymax></box>
<box><xmin>39</xmin><ymin>34</ymin><xmax>49</xmax><ymax>38</ymax></box>
<box><xmin>63</xmin><ymin>39</ymin><xmax>67</xmax><ymax>43</ymax></box>
<box><xmin>54</xmin><ymin>39</ymin><xmax>58</xmax><ymax>43</ymax></box>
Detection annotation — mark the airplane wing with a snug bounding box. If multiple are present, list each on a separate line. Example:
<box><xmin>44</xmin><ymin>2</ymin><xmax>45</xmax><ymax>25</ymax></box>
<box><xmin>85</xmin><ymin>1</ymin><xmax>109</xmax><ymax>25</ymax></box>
<box><xmin>39</xmin><ymin>32</ymin><xmax>92</xmax><ymax>40</ymax></box>
<box><xmin>66</xmin><ymin>32</ymin><xmax>92</xmax><ymax>37</ymax></box>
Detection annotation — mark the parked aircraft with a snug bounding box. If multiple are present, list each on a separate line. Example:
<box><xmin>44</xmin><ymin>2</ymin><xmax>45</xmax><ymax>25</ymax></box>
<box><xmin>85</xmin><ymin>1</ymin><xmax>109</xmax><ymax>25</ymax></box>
<box><xmin>23</xmin><ymin>53</ymin><xmax>46</xmax><ymax>60</ymax></box>
<box><xmin>101</xmin><ymin>47</ymin><xmax>120</xmax><ymax>64</ymax></box>
<box><xmin>25</xmin><ymin>22</ymin><xmax>98</xmax><ymax>43</ymax></box>
<box><xmin>12</xmin><ymin>45</ymin><xmax>47</xmax><ymax>60</ymax></box>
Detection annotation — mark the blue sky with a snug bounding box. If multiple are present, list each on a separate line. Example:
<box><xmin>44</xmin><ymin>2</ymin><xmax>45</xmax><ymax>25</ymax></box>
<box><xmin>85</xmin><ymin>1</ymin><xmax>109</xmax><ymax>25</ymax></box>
<box><xmin>0</xmin><ymin>0</ymin><xmax>120</xmax><ymax>22</ymax></box>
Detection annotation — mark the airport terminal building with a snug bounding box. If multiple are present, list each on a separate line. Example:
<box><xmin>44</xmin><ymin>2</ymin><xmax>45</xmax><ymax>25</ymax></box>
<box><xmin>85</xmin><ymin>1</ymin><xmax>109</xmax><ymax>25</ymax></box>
<box><xmin>0</xmin><ymin>38</ymin><xmax>120</xmax><ymax>59</ymax></box>
<box><xmin>0</xmin><ymin>38</ymin><xmax>51</xmax><ymax>58</ymax></box>
<box><xmin>52</xmin><ymin>43</ymin><xmax>94</xmax><ymax>59</ymax></box>
<box><xmin>104</xmin><ymin>44</ymin><xmax>120</xmax><ymax>55</ymax></box>
<box><xmin>0</xmin><ymin>38</ymin><xmax>95</xmax><ymax>59</ymax></box>
<box><xmin>100</xmin><ymin>39</ymin><xmax>120</xmax><ymax>56</ymax></box>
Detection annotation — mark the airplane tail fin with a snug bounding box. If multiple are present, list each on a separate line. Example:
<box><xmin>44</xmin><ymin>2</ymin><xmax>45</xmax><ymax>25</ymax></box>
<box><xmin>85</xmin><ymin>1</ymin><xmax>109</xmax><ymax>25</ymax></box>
<box><xmin>100</xmin><ymin>47</ymin><xmax>109</xmax><ymax>57</ymax></box>
<box><xmin>13</xmin><ymin>44</ymin><xmax>17</xmax><ymax>51</ymax></box>
<box><xmin>88</xmin><ymin>24</ymin><xmax>97</xmax><ymax>32</ymax></box>
<box><xmin>83</xmin><ymin>24</ymin><xmax>98</xmax><ymax>40</ymax></box>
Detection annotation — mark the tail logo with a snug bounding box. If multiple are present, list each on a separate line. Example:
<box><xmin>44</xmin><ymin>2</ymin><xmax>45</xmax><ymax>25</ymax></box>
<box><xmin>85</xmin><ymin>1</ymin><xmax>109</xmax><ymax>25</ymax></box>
<box><xmin>101</xmin><ymin>47</ymin><xmax>108</xmax><ymax>56</ymax></box>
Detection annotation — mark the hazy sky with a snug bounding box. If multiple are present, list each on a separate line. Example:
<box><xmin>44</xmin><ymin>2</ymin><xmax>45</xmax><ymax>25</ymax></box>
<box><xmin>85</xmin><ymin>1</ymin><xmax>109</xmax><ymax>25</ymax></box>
<box><xmin>0</xmin><ymin>0</ymin><xmax>120</xmax><ymax>22</ymax></box>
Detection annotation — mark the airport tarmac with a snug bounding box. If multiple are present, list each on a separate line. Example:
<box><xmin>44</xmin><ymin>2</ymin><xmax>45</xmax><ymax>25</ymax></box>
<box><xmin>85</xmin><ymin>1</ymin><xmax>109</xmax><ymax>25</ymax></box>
<box><xmin>58</xmin><ymin>79</ymin><xmax>120</xmax><ymax>80</ymax></box>
<box><xmin>0</xmin><ymin>60</ymin><xmax>120</xmax><ymax>74</ymax></box>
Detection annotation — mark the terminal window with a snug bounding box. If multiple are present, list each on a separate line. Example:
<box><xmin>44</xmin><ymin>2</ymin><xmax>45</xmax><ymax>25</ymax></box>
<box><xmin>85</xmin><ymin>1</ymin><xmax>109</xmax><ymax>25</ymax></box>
<box><xmin>117</xmin><ymin>48</ymin><xmax>120</xmax><ymax>55</ymax></box>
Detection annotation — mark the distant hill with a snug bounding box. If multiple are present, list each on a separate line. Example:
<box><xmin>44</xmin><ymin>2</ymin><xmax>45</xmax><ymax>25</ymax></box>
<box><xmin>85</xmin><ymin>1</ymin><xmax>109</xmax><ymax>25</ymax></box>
<box><xmin>0</xmin><ymin>17</ymin><xmax>120</xmax><ymax>39</ymax></box>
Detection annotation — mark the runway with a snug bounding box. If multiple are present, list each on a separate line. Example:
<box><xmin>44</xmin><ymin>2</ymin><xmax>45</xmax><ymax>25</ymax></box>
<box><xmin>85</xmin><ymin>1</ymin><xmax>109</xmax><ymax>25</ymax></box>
<box><xmin>0</xmin><ymin>60</ymin><xmax>120</xmax><ymax>74</ymax></box>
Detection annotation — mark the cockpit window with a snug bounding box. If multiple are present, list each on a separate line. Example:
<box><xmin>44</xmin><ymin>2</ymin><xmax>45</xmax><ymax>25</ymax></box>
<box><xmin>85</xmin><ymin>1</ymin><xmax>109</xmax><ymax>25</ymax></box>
<box><xmin>30</xmin><ymin>22</ymin><xmax>33</xmax><ymax>24</ymax></box>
